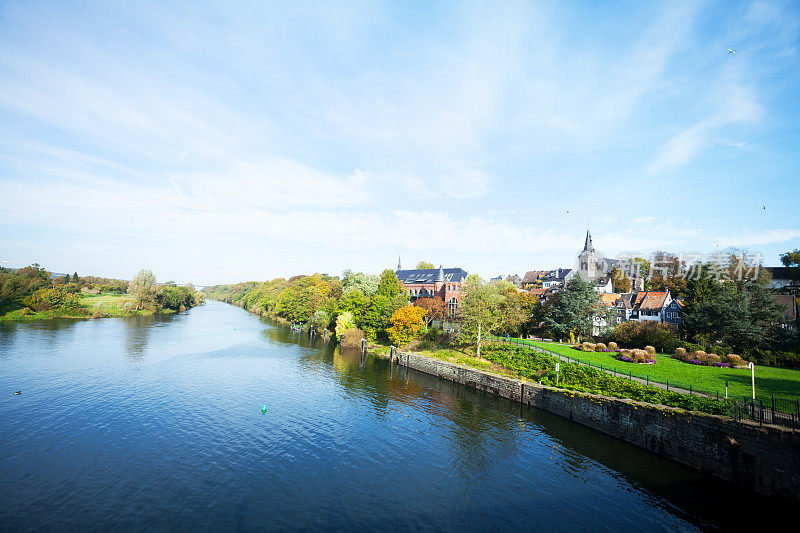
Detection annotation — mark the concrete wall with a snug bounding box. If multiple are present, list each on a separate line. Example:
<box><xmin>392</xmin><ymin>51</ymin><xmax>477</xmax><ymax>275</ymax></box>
<box><xmin>392</xmin><ymin>349</ymin><xmax>800</xmax><ymax>502</ymax></box>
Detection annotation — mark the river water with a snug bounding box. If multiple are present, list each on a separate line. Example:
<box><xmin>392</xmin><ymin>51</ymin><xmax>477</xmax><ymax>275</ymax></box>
<box><xmin>0</xmin><ymin>301</ymin><xmax>787</xmax><ymax>531</ymax></box>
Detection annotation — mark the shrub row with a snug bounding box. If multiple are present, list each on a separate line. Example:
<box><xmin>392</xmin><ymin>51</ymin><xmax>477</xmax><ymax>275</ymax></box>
<box><xmin>673</xmin><ymin>347</ymin><xmax>748</xmax><ymax>367</ymax></box>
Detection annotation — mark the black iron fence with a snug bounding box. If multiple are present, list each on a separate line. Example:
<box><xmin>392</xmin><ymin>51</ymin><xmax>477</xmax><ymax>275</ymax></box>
<box><xmin>485</xmin><ymin>333</ymin><xmax>800</xmax><ymax>429</ymax></box>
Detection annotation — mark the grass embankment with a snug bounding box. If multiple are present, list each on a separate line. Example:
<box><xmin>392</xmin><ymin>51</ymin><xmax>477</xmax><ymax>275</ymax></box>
<box><xmin>0</xmin><ymin>293</ymin><xmax>161</xmax><ymax>321</ymax></box>
<box><xmin>387</xmin><ymin>341</ymin><xmax>730</xmax><ymax>416</ymax></box>
<box><xmin>528</xmin><ymin>340</ymin><xmax>800</xmax><ymax>403</ymax></box>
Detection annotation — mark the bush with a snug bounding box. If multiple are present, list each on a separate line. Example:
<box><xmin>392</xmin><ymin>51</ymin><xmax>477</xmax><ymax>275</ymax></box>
<box><xmin>581</xmin><ymin>342</ymin><xmax>595</xmax><ymax>352</ymax></box>
<box><xmin>644</xmin><ymin>345</ymin><xmax>656</xmax><ymax>355</ymax></box>
<box><xmin>340</xmin><ymin>328</ymin><xmax>366</xmax><ymax>348</ymax></box>
<box><xmin>608</xmin><ymin>341</ymin><xmax>618</xmax><ymax>351</ymax></box>
<box><xmin>596</xmin><ymin>343</ymin><xmax>607</xmax><ymax>351</ymax></box>
<box><xmin>724</xmin><ymin>353</ymin><xmax>747</xmax><ymax>366</ymax></box>
<box><xmin>748</xmin><ymin>349</ymin><xmax>800</xmax><ymax>369</ymax></box>
<box><xmin>606</xmin><ymin>321</ymin><xmax>679</xmax><ymax>353</ymax></box>
<box><xmin>675</xmin><ymin>347</ymin><xmax>687</xmax><ymax>357</ymax></box>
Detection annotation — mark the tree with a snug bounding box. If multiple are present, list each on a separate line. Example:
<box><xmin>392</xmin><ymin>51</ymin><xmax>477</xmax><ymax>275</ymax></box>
<box><xmin>310</xmin><ymin>310</ymin><xmax>330</xmax><ymax>333</ymax></box>
<box><xmin>73</xmin><ymin>272</ymin><xmax>80</xmax><ymax>284</ymax></box>
<box><xmin>650</xmin><ymin>251</ymin><xmax>686</xmax><ymax>298</ymax></box>
<box><xmin>335</xmin><ymin>311</ymin><xmax>356</xmax><ymax>339</ymax></box>
<box><xmin>633</xmin><ymin>257</ymin><xmax>651</xmax><ymax>290</ymax></box>
<box><xmin>376</xmin><ymin>269</ymin><xmax>404</xmax><ymax>298</ymax></box>
<box><xmin>339</xmin><ymin>287</ymin><xmax>368</xmax><ymax>326</ymax></box>
<box><xmin>610</xmin><ymin>267</ymin><xmax>631</xmax><ymax>293</ymax></box>
<box><xmin>63</xmin><ymin>273</ymin><xmax>71</xmax><ymax>283</ymax></box>
<box><xmin>415</xmin><ymin>261</ymin><xmax>435</xmax><ymax>270</ymax></box>
<box><xmin>129</xmin><ymin>269</ymin><xmax>156</xmax><ymax>309</ymax></box>
<box><xmin>460</xmin><ymin>275</ymin><xmax>505</xmax><ymax>358</ymax></box>
<box><xmin>781</xmin><ymin>249</ymin><xmax>800</xmax><ymax>281</ymax></box>
<box><xmin>543</xmin><ymin>276</ymin><xmax>601</xmax><ymax>340</ymax></box>
<box><xmin>387</xmin><ymin>306</ymin><xmax>427</xmax><ymax>346</ymax></box>
<box><xmin>414</xmin><ymin>297</ymin><xmax>445</xmax><ymax>329</ymax></box>
<box><xmin>341</xmin><ymin>270</ymin><xmax>380</xmax><ymax>297</ymax></box>
<box><xmin>683</xmin><ymin>271</ymin><xmax>783</xmax><ymax>354</ymax></box>
<box><xmin>496</xmin><ymin>282</ymin><xmax>534</xmax><ymax>335</ymax></box>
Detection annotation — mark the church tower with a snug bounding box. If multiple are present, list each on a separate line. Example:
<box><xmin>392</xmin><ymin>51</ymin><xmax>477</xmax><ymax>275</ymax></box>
<box><xmin>578</xmin><ymin>228</ymin><xmax>600</xmax><ymax>280</ymax></box>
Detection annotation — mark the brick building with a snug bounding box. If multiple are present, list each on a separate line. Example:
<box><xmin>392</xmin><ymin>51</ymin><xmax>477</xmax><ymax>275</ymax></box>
<box><xmin>395</xmin><ymin>263</ymin><xmax>468</xmax><ymax>317</ymax></box>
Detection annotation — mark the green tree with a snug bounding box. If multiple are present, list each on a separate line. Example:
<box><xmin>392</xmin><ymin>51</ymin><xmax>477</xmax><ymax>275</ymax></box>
<box><xmin>543</xmin><ymin>276</ymin><xmax>601</xmax><ymax>340</ymax></box>
<box><xmin>73</xmin><ymin>272</ymin><xmax>80</xmax><ymax>285</ymax></box>
<box><xmin>63</xmin><ymin>273</ymin><xmax>71</xmax><ymax>283</ymax></box>
<box><xmin>129</xmin><ymin>269</ymin><xmax>157</xmax><ymax>310</ymax></box>
<box><xmin>781</xmin><ymin>249</ymin><xmax>800</xmax><ymax>280</ymax></box>
<box><xmin>335</xmin><ymin>311</ymin><xmax>356</xmax><ymax>339</ymax></box>
<box><xmin>683</xmin><ymin>272</ymin><xmax>783</xmax><ymax>354</ymax></box>
<box><xmin>415</xmin><ymin>261</ymin><xmax>435</xmax><ymax>270</ymax></box>
<box><xmin>376</xmin><ymin>269</ymin><xmax>403</xmax><ymax>298</ymax></box>
<box><xmin>341</xmin><ymin>270</ymin><xmax>380</xmax><ymax>297</ymax></box>
<box><xmin>460</xmin><ymin>275</ymin><xmax>505</xmax><ymax>358</ymax></box>
<box><xmin>633</xmin><ymin>257</ymin><xmax>651</xmax><ymax>290</ymax></box>
<box><xmin>339</xmin><ymin>287</ymin><xmax>368</xmax><ymax>326</ymax></box>
<box><xmin>310</xmin><ymin>310</ymin><xmax>330</xmax><ymax>333</ymax></box>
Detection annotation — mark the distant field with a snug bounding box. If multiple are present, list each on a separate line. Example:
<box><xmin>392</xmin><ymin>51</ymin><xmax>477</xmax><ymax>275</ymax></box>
<box><xmin>79</xmin><ymin>293</ymin><xmax>154</xmax><ymax>317</ymax></box>
<box><xmin>528</xmin><ymin>340</ymin><xmax>800</xmax><ymax>403</ymax></box>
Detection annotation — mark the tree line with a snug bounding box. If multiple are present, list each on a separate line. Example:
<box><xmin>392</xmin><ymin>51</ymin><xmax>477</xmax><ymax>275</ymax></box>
<box><xmin>0</xmin><ymin>265</ymin><xmax>203</xmax><ymax>319</ymax></box>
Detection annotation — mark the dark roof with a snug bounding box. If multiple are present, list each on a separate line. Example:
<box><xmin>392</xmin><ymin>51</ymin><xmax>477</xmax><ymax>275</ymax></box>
<box><xmin>396</xmin><ymin>267</ymin><xmax>468</xmax><ymax>284</ymax></box>
<box><xmin>766</xmin><ymin>267</ymin><xmax>797</xmax><ymax>281</ymax></box>
<box><xmin>583</xmin><ymin>229</ymin><xmax>594</xmax><ymax>253</ymax></box>
<box><xmin>542</xmin><ymin>268</ymin><xmax>572</xmax><ymax>281</ymax></box>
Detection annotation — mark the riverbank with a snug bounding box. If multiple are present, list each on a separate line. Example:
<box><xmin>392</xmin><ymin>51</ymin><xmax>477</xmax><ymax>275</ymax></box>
<box><xmin>0</xmin><ymin>293</ymin><xmax>175</xmax><ymax>322</ymax></box>
<box><xmin>384</xmin><ymin>346</ymin><xmax>800</xmax><ymax>502</ymax></box>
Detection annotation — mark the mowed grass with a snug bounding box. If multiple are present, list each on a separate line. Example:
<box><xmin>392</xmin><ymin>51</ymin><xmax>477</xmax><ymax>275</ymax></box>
<box><xmin>526</xmin><ymin>340</ymin><xmax>800</xmax><ymax>402</ymax></box>
<box><xmin>79</xmin><ymin>293</ymin><xmax>154</xmax><ymax>317</ymax></box>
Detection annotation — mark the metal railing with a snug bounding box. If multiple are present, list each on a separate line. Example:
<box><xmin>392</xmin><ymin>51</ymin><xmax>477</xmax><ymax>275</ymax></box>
<box><xmin>485</xmin><ymin>333</ymin><xmax>800</xmax><ymax>428</ymax></box>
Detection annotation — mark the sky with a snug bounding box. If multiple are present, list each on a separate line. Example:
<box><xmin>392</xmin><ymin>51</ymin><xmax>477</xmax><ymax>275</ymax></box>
<box><xmin>1</xmin><ymin>0</ymin><xmax>798</xmax><ymax>285</ymax></box>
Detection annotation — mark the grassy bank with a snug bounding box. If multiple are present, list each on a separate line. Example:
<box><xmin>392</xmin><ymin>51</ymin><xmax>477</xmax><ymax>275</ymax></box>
<box><xmin>380</xmin><ymin>341</ymin><xmax>730</xmax><ymax>416</ymax></box>
<box><xmin>526</xmin><ymin>340</ymin><xmax>800</xmax><ymax>402</ymax></box>
<box><xmin>0</xmin><ymin>293</ymin><xmax>166</xmax><ymax>321</ymax></box>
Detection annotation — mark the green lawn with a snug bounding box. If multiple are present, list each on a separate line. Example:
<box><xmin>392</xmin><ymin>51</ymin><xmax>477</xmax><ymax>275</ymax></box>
<box><xmin>79</xmin><ymin>293</ymin><xmax>158</xmax><ymax>317</ymax></box>
<box><xmin>521</xmin><ymin>339</ymin><xmax>800</xmax><ymax>403</ymax></box>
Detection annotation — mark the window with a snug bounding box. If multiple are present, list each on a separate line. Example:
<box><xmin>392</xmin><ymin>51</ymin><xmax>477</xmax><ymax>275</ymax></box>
<box><xmin>448</xmin><ymin>298</ymin><xmax>458</xmax><ymax>317</ymax></box>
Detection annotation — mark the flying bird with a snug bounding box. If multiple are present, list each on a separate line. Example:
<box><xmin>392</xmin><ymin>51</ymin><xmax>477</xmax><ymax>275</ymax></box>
<box><xmin>728</xmin><ymin>48</ymin><xmax>737</xmax><ymax>54</ymax></box>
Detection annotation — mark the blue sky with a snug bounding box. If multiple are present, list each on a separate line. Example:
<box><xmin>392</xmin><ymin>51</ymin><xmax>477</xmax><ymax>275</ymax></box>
<box><xmin>1</xmin><ymin>0</ymin><xmax>798</xmax><ymax>285</ymax></box>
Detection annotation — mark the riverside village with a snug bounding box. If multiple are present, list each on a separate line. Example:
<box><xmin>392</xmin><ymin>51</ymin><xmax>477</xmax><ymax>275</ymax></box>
<box><xmin>3</xmin><ymin>2</ymin><xmax>800</xmax><ymax>531</ymax></box>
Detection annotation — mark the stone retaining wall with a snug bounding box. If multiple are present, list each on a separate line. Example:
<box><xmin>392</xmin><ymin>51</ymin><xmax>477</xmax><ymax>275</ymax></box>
<box><xmin>392</xmin><ymin>349</ymin><xmax>800</xmax><ymax>501</ymax></box>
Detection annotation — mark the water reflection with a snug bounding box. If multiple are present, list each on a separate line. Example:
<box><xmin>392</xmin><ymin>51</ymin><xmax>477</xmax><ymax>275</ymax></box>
<box><xmin>122</xmin><ymin>316</ymin><xmax>154</xmax><ymax>361</ymax></box>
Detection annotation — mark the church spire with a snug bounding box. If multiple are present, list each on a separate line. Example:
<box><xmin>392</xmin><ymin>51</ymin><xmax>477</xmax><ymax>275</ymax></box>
<box><xmin>583</xmin><ymin>226</ymin><xmax>594</xmax><ymax>253</ymax></box>
<box><xmin>397</xmin><ymin>255</ymin><xmax>402</xmax><ymax>271</ymax></box>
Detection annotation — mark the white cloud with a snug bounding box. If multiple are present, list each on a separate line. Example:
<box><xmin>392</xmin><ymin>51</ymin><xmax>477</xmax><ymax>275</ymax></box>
<box><xmin>715</xmin><ymin>228</ymin><xmax>800</xmax><ymax>248</ymax></box>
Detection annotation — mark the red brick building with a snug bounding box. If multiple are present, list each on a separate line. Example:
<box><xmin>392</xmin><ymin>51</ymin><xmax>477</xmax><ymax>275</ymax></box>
<box><xmin>395</xmin><ymin>264</ymin><xmax>468</xmax><ymax>317</ymax></box>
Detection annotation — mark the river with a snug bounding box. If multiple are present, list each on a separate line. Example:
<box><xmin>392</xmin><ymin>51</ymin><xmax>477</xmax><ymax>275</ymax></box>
<box><xmin>0</xmin><ymin>301</ymin><xmax>786</xmax><ymax>531</ymax></box>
